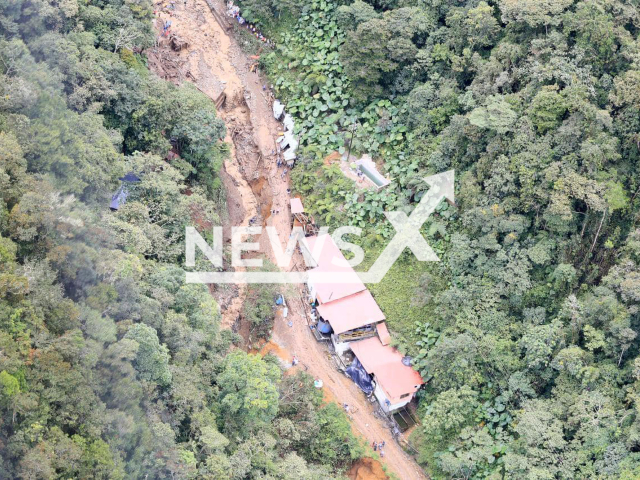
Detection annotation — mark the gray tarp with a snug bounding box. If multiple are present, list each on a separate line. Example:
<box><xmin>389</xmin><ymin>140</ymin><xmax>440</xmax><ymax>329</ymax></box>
<box><xmin>110</xmin><ymin>185</ymin><xmax>128</xmax><ymax>211</ymax></box>
<box><xmin>110</xmin><ymin>172</ymin><xmax>141</xmax><ymax>210</ymax></box>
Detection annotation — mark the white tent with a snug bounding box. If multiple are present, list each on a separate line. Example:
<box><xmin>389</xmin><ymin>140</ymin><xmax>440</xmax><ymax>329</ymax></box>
<box><xmin>283</xmin><ymin>113</ymin><xmax>295</xmax><ymax>132</ymax></box>
<box><xmin>278</xmin><ymin>131</ymin><xmax>299</xmax><ymax>152</ymax></box>
<box><xmin>273</xmin><ymin>100</ymin><xmax>284</xmax><ymax>120</ymax></box>
<box><xmin>283</xmin><ymin>149</ymin><xmax>297</xmax><ymax>162</ymax></box>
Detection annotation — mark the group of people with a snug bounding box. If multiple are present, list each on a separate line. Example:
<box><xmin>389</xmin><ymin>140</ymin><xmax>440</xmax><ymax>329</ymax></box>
<box><xmin>272</xmin><ymin>148</ymin><xmax>289</xmax><ymax>179</ymax></box>
<box><xmin>226</xmin><ymin>1</ymin><xmax>275</xmax><ymax>47</ymax></box>
<box><xmin>341</xmin><ymin>404</ymin><xmax>388</xmax><ymax>457</ymax></box>
<box><xmin>245</xmin><ymin>23</ymin><xmax>274</xmax><ymax>47</ymax></box>
<box><xmin>154</xmin><ymin>0</ymin><xmax>177</xmax><ymax>20</ymax></box>
<box><xmin>161</xmin><ymin>19</ymin><xmax>172</xmax><ymax>37</ymax></box>
<box><xmin>372</xmin><ymin>440</ymin><xmax>386</xmax><ymax>457</ymax></box>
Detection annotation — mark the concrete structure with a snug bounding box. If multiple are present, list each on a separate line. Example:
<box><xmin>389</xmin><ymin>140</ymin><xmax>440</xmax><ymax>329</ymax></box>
<box><xmin>356</xmin><ymin>155</ymin><xmax>390</xmax><ymax>189</ymax></box>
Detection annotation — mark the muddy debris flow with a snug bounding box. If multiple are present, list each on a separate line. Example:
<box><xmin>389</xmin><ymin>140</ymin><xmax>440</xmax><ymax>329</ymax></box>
<box><xmin>148</xmin><ymin>1</ymin><xmax>426</xmax><ymax>478</ymax></box>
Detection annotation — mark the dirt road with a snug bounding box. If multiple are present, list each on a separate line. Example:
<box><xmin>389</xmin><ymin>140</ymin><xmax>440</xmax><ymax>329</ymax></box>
<box><xmin>148</xmin><ymin>2</ymin><xmax>426</xmax><ymax>478</ymax></box>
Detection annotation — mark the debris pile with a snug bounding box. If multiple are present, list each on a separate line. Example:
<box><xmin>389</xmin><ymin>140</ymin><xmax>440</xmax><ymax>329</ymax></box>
<box><xmin>170</xmin><ymin>34</ymin><xmax>188</xmax><ymax>51</ymax></box>
<box><xmin>272</xmin><ymin>100</ymin><xmax>299</xmax><ymax>167</ymax></box>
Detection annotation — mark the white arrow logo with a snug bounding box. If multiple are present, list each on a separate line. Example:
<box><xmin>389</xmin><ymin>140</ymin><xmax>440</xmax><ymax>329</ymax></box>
<box><xmin>359</xmin><ymin>170</ymin><xmax>454</xmax><ymax>283</ymax></box>
<box><xmin>186</xmin><ymin>170</ymin><xmax>454</xmax><ymax>284</ymax></box>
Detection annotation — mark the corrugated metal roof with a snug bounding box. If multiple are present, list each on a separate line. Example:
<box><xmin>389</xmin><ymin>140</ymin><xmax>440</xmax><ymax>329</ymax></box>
<box><xmin>350</xmin><ymin>337</ymin><xmax>423</xmax><ymax>404</ymax></box>
<box><xmin>317</xmin><ymin>290</ymin><xmax>385</xmax><ymax>334</ymax></box>
<box><xmin>306</xmin><ymin>235</ymin><xmax>350</xmax><ymax>270</ymax></box>
<box><xmin>308</xmin><ymin>267</ymin><xmax>366</xmax><ymax>304</ymax></box>
<box><xmin>283</xmin><ymin>149</ymin><xmax>296</xmax><ymax>161</ymax></box>
<box><xmin>278</xmin><ymin>131</ymin><xmax>299</xmax><ymax>152</ymax></box>
<box><xmin>290</xmin><ymin>198</ymin><xmax>304</xmax><ymax>214</ymax></box>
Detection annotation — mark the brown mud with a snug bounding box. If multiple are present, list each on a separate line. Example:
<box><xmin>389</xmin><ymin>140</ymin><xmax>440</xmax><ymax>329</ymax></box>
<box><xmin>148</xmin><ymin>2</ymin><xmax>426</xmax><ymax>477</ymax></box>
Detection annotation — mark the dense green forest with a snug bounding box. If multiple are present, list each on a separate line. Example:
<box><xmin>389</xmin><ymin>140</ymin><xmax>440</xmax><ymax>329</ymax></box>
<box><xmin>237</xmin><ymin>0</ymin><xmax>640</xmax><ymax>478</ymax></box>
<box><xmin>0</xmin><ymin>1</ymin><xmax>362</xmax><ymax>478</ymax></box>
<box><xmin>4</xmin><ymin>0</ymin><xmax>640</xmax><ymax>477</ymax></box>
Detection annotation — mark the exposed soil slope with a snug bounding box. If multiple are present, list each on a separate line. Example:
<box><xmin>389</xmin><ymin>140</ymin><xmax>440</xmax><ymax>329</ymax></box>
<box><xmin>148</xmin><ymin>3</ymin><xmax>426</xmax><ymax>478</ymax></box>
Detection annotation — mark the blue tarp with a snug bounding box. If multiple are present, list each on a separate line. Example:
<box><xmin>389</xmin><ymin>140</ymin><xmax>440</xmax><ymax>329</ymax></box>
<box><xmin>346</xmin><ymin>357</ymin><xmax>374</xmax><ymax>394</ymax></box>
<box><xmin>110</xmin><ymin>172</ymin><xmax>141</xmax><ymax>210</ymax></box>
<box><xmin>119</xmin><ymin>172</ymin><xmax>141</xmax><ymax>183</ymax></box>
<box><xmin>317</xmin><ymin>320</ymin><xmax>332</xmax><ymax>334</ymax></box>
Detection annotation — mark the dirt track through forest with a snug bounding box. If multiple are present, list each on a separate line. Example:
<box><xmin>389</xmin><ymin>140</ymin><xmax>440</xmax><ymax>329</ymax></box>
<box><xmin>148</xmin><ymin>2</ymin><xmax>427</xmax><ymax>478</ymax></box>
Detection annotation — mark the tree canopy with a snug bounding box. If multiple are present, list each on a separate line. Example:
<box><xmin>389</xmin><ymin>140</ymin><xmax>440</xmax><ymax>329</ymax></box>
<box><xmin>0</xmin><ymin>0</ymin><xmax>361</xmax><ymax>477</ymax></box>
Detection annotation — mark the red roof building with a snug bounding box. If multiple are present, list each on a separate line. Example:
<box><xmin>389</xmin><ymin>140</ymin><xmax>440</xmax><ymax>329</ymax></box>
<box><xmin>305</xmin><ymin>235</ymin><xmax>366</xmax><ymax>303</ymax></box>
<box><xmin>303</xmin><ymin>235</ymin><xmax>425</xmax><ymax>410</ymax></box>
<box><xmin>316</xmin><ymin>290</ymin><xmax>385</xmax><ymax>335</ymax></box>
<box><xmin>350</xmin><ymin>336</ymin><xmax>424</xmax><ymax>406</ymax></box>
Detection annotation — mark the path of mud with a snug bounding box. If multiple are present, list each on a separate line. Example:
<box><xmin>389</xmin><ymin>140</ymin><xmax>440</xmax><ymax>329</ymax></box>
<box><xmin>148</xmin><ymin>2</ymin><xmax>426</xmax><ymax>478</ymax></box>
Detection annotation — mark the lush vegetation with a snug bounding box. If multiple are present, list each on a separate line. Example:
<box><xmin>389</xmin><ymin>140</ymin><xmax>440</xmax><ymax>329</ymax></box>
<box><xmin>0</xmin><ymin>0</ymin><xmax>362</xmax><ymax>478</ymax></box>
<box><xmin>5</xmin><ymin>0</ymin><xmax>640</xmax><ymax>477</ymax></box>
<box><xmin>240</xmin><ymin>0</ymin><xmax>640</xmax><ymax>477</ymax></box>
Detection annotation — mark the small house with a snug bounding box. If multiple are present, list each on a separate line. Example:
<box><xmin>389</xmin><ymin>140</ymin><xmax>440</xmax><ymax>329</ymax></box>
<box><xmin>302</xmin><ymin>234</ymin><xmax>425</xmax><ymax>410</ymax></box>
<box><xmin>303</xmin><ymin>235</ymin><xmax>386</xmax><ymax>353</ymax></box>
<box><xmin>350</xmin><ymin>337</ymin><xmax>424</xmax><ymax>412</ymax></box>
